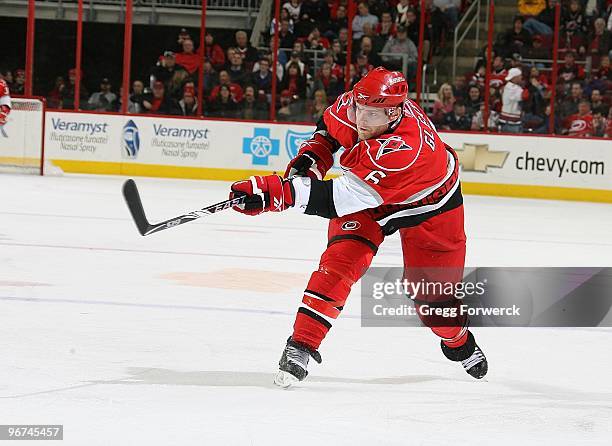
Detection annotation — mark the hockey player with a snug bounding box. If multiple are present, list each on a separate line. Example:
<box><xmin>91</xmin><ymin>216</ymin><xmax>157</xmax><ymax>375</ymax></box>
<box><xmin>0</xmin><ymin>79</ymin><xmax>11</xmax><ymax>126</ymax></box>
<box><xmin>230</xmin><ymin>67</ymin><xmax>488</xmax><ymax>386</ymax></box>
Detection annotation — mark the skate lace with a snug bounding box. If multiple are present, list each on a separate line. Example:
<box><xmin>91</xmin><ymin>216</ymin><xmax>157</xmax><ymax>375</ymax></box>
<box><xmin>286</xmin><ymin>344</ymin><xmax>310</xmax><ymax>369</ymax></box>
<box><xmin>461</xmin><ymin>346</ymin><xmax>485</xmax><ymax>370</ymax></box>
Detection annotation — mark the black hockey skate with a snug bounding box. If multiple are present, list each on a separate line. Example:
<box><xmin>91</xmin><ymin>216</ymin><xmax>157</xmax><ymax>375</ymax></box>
<box><xmin>274</xmin><ymin>337</ymin><xmax>322</xmax><ymax>388</ymax></box>
<box><xmin>441</xmin><ymin>331</ymin><xmax>488</xmax><ymax>379</ymax></box>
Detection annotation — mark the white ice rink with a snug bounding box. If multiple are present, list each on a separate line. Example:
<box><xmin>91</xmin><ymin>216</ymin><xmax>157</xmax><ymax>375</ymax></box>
<box><xmin>1</xmin><ymin>173</ymin><xmax>611</xmax><ymax>445</ymax></box>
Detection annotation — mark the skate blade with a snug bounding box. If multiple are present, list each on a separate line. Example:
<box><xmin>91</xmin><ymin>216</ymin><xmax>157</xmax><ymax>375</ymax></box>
<box><xmin>274</xmin><ymin>370</ymin><xmax>299</xmax><ymax>388</ymax></box>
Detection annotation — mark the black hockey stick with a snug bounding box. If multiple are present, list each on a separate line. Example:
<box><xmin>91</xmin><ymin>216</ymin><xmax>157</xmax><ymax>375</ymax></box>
<box><xmin>122</xmin><ymin>179</ymin><xmax>246</xmax><ymax>236</ymax></box>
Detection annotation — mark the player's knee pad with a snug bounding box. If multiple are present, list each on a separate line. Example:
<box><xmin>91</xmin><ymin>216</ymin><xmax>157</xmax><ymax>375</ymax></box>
<box><xmin>293</xmin><ymin>215</ymin><xmax>383</xmax><ymax>349</ymax></box>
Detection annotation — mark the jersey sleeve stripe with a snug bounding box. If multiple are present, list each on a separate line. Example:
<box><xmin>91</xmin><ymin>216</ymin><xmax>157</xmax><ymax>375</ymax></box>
<box><xmin>332</xmin><ymin>171</ymin><xmax>383</xmax><ymax>217</ymax></box>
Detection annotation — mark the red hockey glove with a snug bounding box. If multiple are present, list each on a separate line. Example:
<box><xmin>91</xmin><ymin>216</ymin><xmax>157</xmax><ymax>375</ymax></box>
<box><xmin>230</xmin><ymin>175</ymin><xmax>295</xmax><ymax>216</ymax></box>
<box><xmin>284</xmin><ymin>132</ymin><xmax>335</xmax><ymax>180</ymax></box>
<box><xmin>0</xmin><ymin>105</ymin><xmax>10</xmax><ymax>125</ymax></box>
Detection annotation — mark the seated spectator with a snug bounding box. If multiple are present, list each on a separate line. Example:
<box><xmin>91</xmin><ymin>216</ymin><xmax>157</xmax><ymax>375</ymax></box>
<box><xmin>558</xmin><ymin>51</ymin><xmax>585</xmax><ymax>84</ymax></box>
<box><xmin>558</xmin><ymin>82</ymin><xmax>583</xmax><ymax>119</ymax></box>
<box><xmin>60</xmin><ymin>68</ymin><xmax>88</xmax><ymax>110</ymax></box>
<box><xmin>522</xmin><ymin>34</ymin><xmax>550</xmax><ymax>59</ymax></box>
<box><xmin>309</xmin><ymin>89</ymin><xmax>328</xmax><ymax>122</ymax></box>
<box><xmin>471</xmin><ymin>103</ymin><xmax>500</xmax><ymax>131</ymax></box>
<box><xmin>128</xmin><ymin>80</ymin><xmax>149</xmax><ymax>114</ymax></box>
<box><xmin>377</xmin><ymin>11</ymin><xmax>397</xmax><ymax>41</ymax></box>
<box><xmin>312</xmin><ymin>62</ymin><xmax>341</xmax><ymax>101</ymax></box>
<box><xmin>11</xmin><ymin>69</ymin><xmax>25</xmax><ymax>95</ymax></box>
<box><xmin>593</xmin><ymin>55</ymin><xmax>609</xmax><ymax>80</ymax></box>
<box><xmin>306</xmin><ymin>27</ymin><xmax>330</xmax><ymax>51</ymax></box>
<box><xmin>358</xmin><ymin>35</ymin><xmax>383</xmax><ymax>68</ymax></box>
<box><xmin>322</xmin><ymin>49</ymin><xmax>345</xmax><ymax>82</ymax></box>
<box><xmin>88</xmin><ymin>78</ymin><xmax>117</xmax><ymax>111</ymax></box>
<box><xmin>442</xmin><ymin>101</ymin><xmax>472</xmax><ymax>130</ymax></box>
<box><xmin>47</xmin><ymin>76</ymin><xmax>65</xmax><ymax>109</ymax></box>
<box><xmin>271</xmin><ymin>8</ymin><xmax>294</xmax><ymax>40</ymax></box>
<box><xmin>286</xmin><ymin>50</ymin><xmax>307</xmax><ymax>77</ymax></box>
<box><xmin>590</xmin><ymin>89</ymin><xmax>609</xmax><ymax>115</ymax></box>
<box><xmin>209</xmin><ymin>70</ymin><xmax>244</xmax><ymax>103</ymax></box>
<box><xmin>606</xmin><ymin>108</ymin><xmax>612</xmax><ymax>138</ymax></box>
<box><xmin>328</xmin><ymin>4</ymin><xmax>348</xmax><ymax>38</ymax></box>
<box><xmin>208</xmin><ymin>84</ymin><xmax>239</xmax><ymax>118</ymax></box>
<box><xmin>282</xmin><ymin>0</ymin><xmax>301</xmax><ymax>22</ymax></box>
<box><xmin>500</xmin><ymin>17</ymin><xmax>532</xmax><ymax>58</ymax></box>
<box><xmin>151</xmin><ymin>51</ymin><xmax>189</xmax><ymax>99</ymax></box>
<box><xmin>346</xmin><ymin>63</ymin><xmax>361</xmax><ymax>89</ymax></box>
<box><xmin>251</xmin><ymin>58</ymin><xmax>273</xmax><ymax>97</ymax></box>
<box><xmin>175</xmin><ymin>28</ymin><xmax>192</xmax><ymax>53</ymax></box>
<box><xmin>381</xmin><ymin>25</ymin><xmax>418</xmax><ymax>78</ymax></box>
<box><xmin>353</xmin><ymin>54</ymin><xmax>374</xmax><ymax>80</ymax></box>
<box><xmin>277</xmin><ymin>18</ymin><xmax>296</xmax><ymax>61</ymax></box>
<box><xmin>401</xmin><ymin>8</ymin><xmax>431</xmax><ymax>61</ymax></box>
<box><xmin>587</xmin><ymin>18</ymin><xmax>611</xmax><ymax>60</ymax></box>
<box><xmin>563</xmin><ymin>100</ymin><xmax>593</xmax><ymax>137</ymax></box>
<box><xmin>518</xmin><ymin>0</ymin><xmax>546</xmax><ymax>18</ymax></box>
<box><xmin>562</xmin><ymin>0</ymin><xmax>588</xmax><ymax>41</ymax></box>
<box><xmin>226</xmin><ymin>52</ymin><xmax>248</xmax><ymax>86</ymax></box>
<box><xmin>297</xmin><ymin>0</ymin><xmax>330</xmax><ymax>37</ymax></box>
<box><xmin>352</xmin><ymin>2</ymin><xmax>379</xmax><ymax>40</ymax></box>
<box><xmin>202</xmin><ymin>61</ymin><xmax>218</xmax><ymax>100</ymax></box>
<box><xmin>331</xmin><ymin>39</ymin><xmax>347</xmax><ymax>66</ymax></box>
<box><xmin>453</xmin><ymin>75</ymin><xmax>468</xmax><ymax>100</ymax></box>
<box><xmin>148</xmin><ymin>80</ymin><xmax>174</xmax><ymax>114</ymax></box>
<box><xmin>523</xmin><ymin>0</ymin><xmax>555</xmax><ymax>35</ymax></box>
<box><xmin>468</xmin><ymin>63</ymin><xmax>486</xmax><ymax>90</ymax></box>
<box><xmin>280</xmin><ymin>62</ymin><xmax>307</xmax><ymax>100</ymax></box>
<box><xmin>277</xmin><ymin>89</ymin><xmax>306</xmax><ymax>121</ymax></box>
<box><xmin>175</xmin><ymin>39</ymin><xmax>200</xmax><ymax>75</ymax></box>
<box><xmin>592</xmin><ymin>107</ymin><xmax>607</xmax><ymax>137</ymax></box>
<box><xmin>433</xmin><ymin>0</ymin><xmax>460</xmax><ymax>31</ymax></box>
<box><xmin>238</xmin><ymin>85</ymin><xmax>269</xmax><ymax>120</ymax></box>
<box><xmin>464</xmin><ymin>85</ymin><xmax>483</xmax><ymax>115</ymax></box>
<box><xmin>171</xmin><ymin>84</ymin><xmax>198</xmax><ymax>116</ymax></box>
<box><xmin>234</xmin><ymin>30</ymin><xmax>259</xmax><ymax>69</ymax></box>
<box><xmin>490</xmin><ymin>55</ymin><xmax>509</xmax><ymax>90</ymax></box>
<box><xmin>432</xmin><ymin>83</ymin><xmax>456</xmax><ymax>124</ymax></box>
<box><xmin>499</xmin><ymin>67</ymin><xmax>528</xmax><ymax>133</ymax></box>
<box><xmin>204</xmin><ymin>33</ymin><xmax>226</xmax><ymax>71</ymax></box>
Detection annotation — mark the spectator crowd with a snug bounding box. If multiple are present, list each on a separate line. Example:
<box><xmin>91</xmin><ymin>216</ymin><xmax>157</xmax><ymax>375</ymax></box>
<box><xmin>0</xmin><ymin>0</ymin><xmax>609</xmax><ymax>137</ymax></box>
<box><xmin>434</xmin><ymin>0</ymin><xmax>611</xmax><ymax>137</ymax></box>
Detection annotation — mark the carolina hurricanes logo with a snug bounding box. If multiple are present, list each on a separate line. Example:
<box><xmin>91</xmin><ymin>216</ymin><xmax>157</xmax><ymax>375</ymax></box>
<box><xmin>341</xmin><ymin>221</ymin><xmax>361</xmax><ymax>231</ymax></box>
<box><xmin>375</xmin><ymin>135</ymin><xmax>413</xmax><ymax>160</ymax></box>
<box><xmin>336</xmin><ymin>92</ymin><xmax>353</xmax><ymax>112</ymax></box>
<box><xmin>570</xmin><ymin>120</ymin><xmax>587</xmax><ymax>132</ymax></box>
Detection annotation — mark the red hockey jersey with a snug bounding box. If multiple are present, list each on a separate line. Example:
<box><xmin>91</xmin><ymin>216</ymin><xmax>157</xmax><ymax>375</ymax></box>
<box><xmin>0</xmin><ymin>79</ymin><xmax>11</xmax><ymax>109</ymax></box>
<box><xmin>322</xmin><ymin>91</ymin><xmax>461</xmax><ymax>233</ymax></box>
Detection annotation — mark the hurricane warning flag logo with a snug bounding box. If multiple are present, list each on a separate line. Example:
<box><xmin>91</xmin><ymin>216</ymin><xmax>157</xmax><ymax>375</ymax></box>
<box><xmin>122</xmin><ymin>119</ymin><xmax>140</xmax><ymax>159</ymax></box>
<box><xmin>285</xmin><ymin>129</ymin><xmax>312</xmax><ymax>159</ymax></box>
<box><xmin>456</xmin><ymin>143</ymin><xmax>509</xmax><ymax>172</ymax></box>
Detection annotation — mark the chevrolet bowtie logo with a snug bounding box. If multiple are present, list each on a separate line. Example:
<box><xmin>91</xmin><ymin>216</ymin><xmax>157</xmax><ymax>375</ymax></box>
<box><xmin>456</xmin><ymin>143</ymin><xmax>509</xmax><ymax>172</ymax></box>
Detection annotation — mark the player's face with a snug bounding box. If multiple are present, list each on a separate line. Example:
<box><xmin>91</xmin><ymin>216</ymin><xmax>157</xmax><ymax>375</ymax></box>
<box><xmin>355</xmin><ymin>104</ymin><xmax>400</xmax><ymax>140</ymax></box>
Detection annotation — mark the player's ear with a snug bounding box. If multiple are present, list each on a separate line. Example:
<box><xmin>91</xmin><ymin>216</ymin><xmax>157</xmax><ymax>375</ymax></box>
<box><xmin>389</xmin><ymin>106</ymin><xmax>402</xmax><ymax>120</ymax></box>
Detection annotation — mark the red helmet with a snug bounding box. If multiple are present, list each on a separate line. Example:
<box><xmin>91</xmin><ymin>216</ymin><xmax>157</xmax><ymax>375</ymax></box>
<box><xmin>353</xmin><ymin>67</ymin><xmax>408</xmax><ymax>108</ymax></box>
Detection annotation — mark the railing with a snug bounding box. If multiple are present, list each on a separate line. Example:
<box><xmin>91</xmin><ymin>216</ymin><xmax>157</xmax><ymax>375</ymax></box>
<box><xmin>273</xmin><ymin>47</ymin><xmax>415</xmax><ymax>81</ymax></box>
<box><xmin>39</xmin><ymin>0</ymin><xmax>261</xmax><ymax>9</ymax></box>
<box><xmin>452</xmin><ymin>0</ymin><xmax>485</xmax><ymax>80</ymax></box>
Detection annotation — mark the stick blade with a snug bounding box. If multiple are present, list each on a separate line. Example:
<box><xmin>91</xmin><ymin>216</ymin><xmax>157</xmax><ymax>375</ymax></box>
<box><xmin>122</xmin><ymin>179</ymin><xmax>151</xmax><ymax>236</ymax></box>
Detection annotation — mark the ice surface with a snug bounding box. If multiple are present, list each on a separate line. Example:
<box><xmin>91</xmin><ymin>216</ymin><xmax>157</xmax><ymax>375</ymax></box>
<box><xmin>0</xmin><ymin>173</ymin><xmax>611</xmax><ymax>445</ymax></box>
